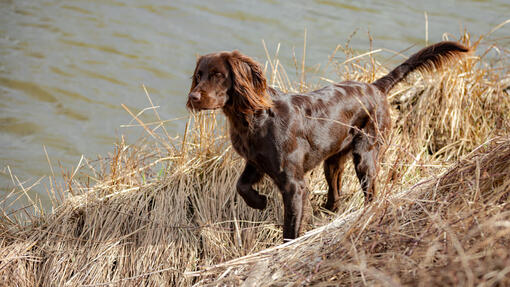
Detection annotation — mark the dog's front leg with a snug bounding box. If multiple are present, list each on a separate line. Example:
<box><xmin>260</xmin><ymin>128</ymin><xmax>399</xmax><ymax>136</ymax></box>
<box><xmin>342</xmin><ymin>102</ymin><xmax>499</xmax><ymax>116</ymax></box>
<box><xmin>236</xmin><ymin>162</ymin><xmax>267</xmax><ymax>210</ymax></box>
<box><xmin>278</xmin><ymin>177</ymin><xmax>307</xmax><ymax>241</ymax></box>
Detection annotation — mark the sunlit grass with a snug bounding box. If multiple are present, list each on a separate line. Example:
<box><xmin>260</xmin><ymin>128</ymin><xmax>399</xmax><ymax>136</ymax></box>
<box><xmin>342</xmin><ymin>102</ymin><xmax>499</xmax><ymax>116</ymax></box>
<box><xmin>1</xmin><ymin>26</ymin><xmax>509</xmax><ymax>286</ymax></box>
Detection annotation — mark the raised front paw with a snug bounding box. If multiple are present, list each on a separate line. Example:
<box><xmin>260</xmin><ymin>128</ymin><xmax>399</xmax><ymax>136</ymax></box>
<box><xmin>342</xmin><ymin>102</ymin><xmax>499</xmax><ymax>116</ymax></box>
<box><xmin>247</xmin><ymin>193</ymin><xmax>267</xmax><ymax>210</ymax></box>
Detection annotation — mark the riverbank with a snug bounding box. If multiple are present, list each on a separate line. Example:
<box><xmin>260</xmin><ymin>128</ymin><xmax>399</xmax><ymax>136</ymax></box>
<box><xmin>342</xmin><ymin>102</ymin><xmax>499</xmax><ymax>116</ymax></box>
<box><xmin>1</xmin><ymin>33</ymin><xmax>509</xmax><ymax>286</ymax></box>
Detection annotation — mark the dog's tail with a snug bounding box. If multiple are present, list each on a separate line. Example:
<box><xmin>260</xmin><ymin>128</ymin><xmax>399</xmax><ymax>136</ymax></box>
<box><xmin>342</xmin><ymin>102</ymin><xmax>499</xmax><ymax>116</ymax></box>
<box><xmin>373</xmin><ymin>41</ymin><xmax>471</xmax><ymax>94</ymax></box>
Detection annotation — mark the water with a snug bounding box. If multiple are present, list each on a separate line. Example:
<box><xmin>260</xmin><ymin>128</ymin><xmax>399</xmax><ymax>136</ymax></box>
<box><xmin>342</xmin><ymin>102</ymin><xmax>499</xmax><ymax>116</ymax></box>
<box><xmin>1</xmin><ymin>0</ymin><xmax>509</xmax><ymax>211</ymax></box>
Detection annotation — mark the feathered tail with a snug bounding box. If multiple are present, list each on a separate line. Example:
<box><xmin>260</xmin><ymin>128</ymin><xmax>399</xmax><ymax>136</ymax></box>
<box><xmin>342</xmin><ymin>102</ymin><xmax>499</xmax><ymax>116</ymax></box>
<box><xmin>373</xmin><ymin>41</ymin><xmax>471</xmax><ymax>94</ymax></box>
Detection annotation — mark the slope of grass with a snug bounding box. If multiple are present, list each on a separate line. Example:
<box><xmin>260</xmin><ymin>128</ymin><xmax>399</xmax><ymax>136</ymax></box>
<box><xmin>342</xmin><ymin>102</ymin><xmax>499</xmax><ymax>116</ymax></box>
<box><xmin>191</xmin><ymin>137</ymin><xmax>510</xmax><ymax>286</ymax></box>
<box><xmin>1</xmin><ymin>30</ymin><xmax>509</xmax><ymax>286</ymax></box>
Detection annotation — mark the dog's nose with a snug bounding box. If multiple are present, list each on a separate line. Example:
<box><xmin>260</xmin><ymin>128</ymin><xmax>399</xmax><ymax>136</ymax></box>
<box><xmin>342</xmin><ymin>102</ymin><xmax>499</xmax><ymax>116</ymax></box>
<box><xmin>188</xmin><ymin>92</ymin><xmax>201</xmax><ymax>102</ymax></box>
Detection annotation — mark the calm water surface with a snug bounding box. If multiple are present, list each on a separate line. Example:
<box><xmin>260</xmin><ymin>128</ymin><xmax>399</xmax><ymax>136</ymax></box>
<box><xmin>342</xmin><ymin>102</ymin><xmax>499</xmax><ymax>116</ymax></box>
<box><xmin>1</xmin><ymin>0</ymin><xmax>509</xmax><ymax>211</ymax></box>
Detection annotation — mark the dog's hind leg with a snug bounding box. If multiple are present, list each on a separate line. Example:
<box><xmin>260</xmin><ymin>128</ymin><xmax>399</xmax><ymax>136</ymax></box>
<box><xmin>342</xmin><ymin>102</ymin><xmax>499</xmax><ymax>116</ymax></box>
<box><xmin>236</xmin><ymin>162</ymin><xmax>267</xmax><ymax>210</ymax></box>
<box><xmin>323</xmin><ymin>151</ymin><xmax>349</xmax><ymax>212</ymax></box>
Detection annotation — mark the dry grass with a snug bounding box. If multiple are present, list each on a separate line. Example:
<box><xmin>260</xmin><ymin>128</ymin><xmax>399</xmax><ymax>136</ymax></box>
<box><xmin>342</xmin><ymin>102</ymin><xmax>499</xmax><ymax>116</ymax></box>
<box><xmin>190</xmin><ymin>137</ymin><xmax>510</xmax><ymax>286</ymax></box>
<box><xmin>1</xmin><ymin>29</ymin><xmax>509</xmax><ymax>286</ymax></box>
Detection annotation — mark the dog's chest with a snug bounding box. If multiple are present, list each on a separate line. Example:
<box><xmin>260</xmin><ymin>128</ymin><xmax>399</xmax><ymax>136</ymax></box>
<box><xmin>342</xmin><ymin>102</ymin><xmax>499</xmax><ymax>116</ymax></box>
<box><xmin>230</xmin><ymin>129</ymin><xmax>282</xmax><ymax>173</ymax></box>
<box><xmin>230</xmin><ymin>131</ymin><xmax>250</xmax><ymax>158</ymax></box>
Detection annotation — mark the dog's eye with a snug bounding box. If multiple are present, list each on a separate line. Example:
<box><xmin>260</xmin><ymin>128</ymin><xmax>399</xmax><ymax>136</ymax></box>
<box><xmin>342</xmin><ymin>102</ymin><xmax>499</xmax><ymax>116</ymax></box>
<box><xmin>214</xmin><ymin>72</ymin><xmax>224</xmax><ymax>78</ymax></box>
<box><xmin>196</xmin><ymin>72</ymin><xmax>202</xmax><ymax>81</ymax></box>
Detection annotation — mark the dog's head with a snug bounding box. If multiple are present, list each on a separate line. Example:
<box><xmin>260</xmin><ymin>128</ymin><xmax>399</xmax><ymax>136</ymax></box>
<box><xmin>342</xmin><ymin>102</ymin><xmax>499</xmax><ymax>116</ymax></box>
<box><xmin>187</xmin><ymin>51</ymin><xmax>272</xmax><ymax>114</ymax></box>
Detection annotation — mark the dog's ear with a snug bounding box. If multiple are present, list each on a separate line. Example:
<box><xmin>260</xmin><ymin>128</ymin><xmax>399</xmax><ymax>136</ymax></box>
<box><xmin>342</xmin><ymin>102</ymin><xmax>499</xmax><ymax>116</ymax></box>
<box><xmin>189</xmin><ymin>55</ymin><xmax>203</xmax><ymax>92</ymax></box>
<box><xmin>231</xmin><ymin>51</ymin><xmax>267</xmax><ymax>95</ymax></box>
<box><xmin>226</xmin><ymin>51</ymin><xmax>272</xmax><ymax>115</ymax></box>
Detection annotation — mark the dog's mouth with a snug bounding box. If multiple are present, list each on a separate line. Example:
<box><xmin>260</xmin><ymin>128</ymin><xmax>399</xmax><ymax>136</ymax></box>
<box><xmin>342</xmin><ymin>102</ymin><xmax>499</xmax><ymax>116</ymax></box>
<box><xmin>186</xmin><ymin>100</ymin><xmax>200</xmax><ymax>111</ymax></box>
<box><xmin>186</xmin><ymin>100</ymin><xmax>222</xmax><ymax>112</ymax></box>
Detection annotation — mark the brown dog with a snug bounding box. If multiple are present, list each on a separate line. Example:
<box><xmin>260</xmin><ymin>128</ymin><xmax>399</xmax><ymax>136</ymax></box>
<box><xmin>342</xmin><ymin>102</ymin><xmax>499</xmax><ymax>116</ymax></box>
<box><xmin>187</xmin><ymin>41</ymin><xmax>469</xmax><ymax>240</ymax></box>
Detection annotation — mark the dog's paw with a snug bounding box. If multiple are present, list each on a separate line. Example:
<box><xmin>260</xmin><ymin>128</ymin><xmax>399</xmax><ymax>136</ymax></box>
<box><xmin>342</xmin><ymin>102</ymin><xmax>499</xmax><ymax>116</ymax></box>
<box><xmin>323</xmin><ymin>200</ymin><xmax>338</xmax><ymax>212</ymax></box>
<box><xmin>246</xmin><ymin>194</ymin><xmax>267</xmax><ymax>210</ymax></box>
<box><xmin>252</xmin><ymin>194</ymin><xmax>267</xmax><ymax>210</ymax></box>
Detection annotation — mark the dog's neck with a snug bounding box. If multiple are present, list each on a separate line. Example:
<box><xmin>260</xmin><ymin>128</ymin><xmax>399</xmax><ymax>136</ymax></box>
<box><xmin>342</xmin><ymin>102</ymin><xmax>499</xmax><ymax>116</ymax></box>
<box><xmin>222</xmin><ymin>86</ymin><xmax>278</xmax><ymax>134</ymax></box>
<box><xmin>222</xmin><ymin>105</ymin><xmax>256</xmax><ymax>134</ymax></box>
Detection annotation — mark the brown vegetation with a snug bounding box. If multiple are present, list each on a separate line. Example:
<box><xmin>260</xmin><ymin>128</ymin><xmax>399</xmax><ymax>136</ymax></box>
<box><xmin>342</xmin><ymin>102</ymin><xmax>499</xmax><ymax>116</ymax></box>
<box><xmin>1</xmin><ymin>30</ymin><xmax>509</xmax><ymax>286</ymax></box>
